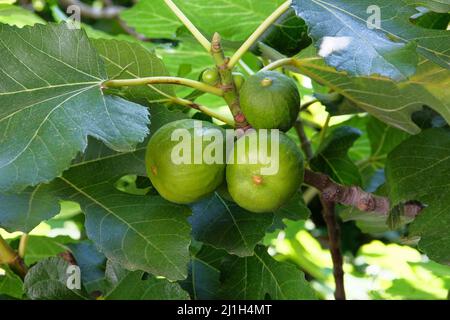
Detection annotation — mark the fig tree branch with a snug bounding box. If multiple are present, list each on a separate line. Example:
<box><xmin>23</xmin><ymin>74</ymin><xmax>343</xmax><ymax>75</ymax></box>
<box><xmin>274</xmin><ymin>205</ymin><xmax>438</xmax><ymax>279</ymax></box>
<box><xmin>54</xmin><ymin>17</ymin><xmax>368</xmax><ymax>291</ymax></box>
<box><xmin>0</xmin><ymin>235</ymin><xmax>28</xmax><ymax>279</ymax></box>
<box><xmin>163</xmin><ymin>0</ymin><xmax>211</xmax><ymax>51</ymax></box>
<box><xmin>228</xmin><ymin>0</ymin><xmax>293</xmax><ymax>68</ymax></box>
<box><xmin>303</xmin><ymin>169</ymin><xmax>423</xmax><ymax>217</ymax></box>
<box><xmin>320</xmin><ymin>198</ymin><xmax>346</xmax><ymax>300</ymax></box>
<box><xmin>211</xmin><ymin>33</ymin><xmax>249</xmax><ymax>128</ymax></box>
<box><xmin>102</xmin><ymin>76</ymin><xmax>224</xmax><ymax>97</ymax></box>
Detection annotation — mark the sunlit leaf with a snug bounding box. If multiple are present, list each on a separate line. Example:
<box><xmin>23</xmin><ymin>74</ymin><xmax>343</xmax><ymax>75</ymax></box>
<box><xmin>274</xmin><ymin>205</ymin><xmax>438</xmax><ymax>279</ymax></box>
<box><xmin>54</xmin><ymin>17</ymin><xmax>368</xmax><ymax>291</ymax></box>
<box><xmin>386</xmin><ymin>128</ymin><xmax>450</xmax><ymax>264</ymax></box>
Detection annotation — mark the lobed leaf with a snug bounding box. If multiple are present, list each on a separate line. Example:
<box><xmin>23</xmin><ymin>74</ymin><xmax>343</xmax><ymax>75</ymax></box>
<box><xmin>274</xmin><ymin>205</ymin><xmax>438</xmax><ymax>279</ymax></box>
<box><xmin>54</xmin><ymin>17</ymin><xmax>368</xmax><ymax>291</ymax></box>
<box><xmin>104</xmin><ymin>260</ymin><xmax>190</xmax><ymax>300</ymax></box>
<box><xmin>293</xmin><ymin>48</ymin><xmax>450</xmax><ymax>134</ymax></box>
<box><xmin>24</xmin><ymin>257</ymin><xmax>90</xmax><ymax>300</ymax></box>
<box><xmin>220</xmin><ymin>245</ymin><xmax>316</xmax><ymax>299</ymax></box>
<box><xmin>292</xmin><ymin>0</ymin><xmax>450</xmax><ymax>80</ymax></box>
<box><xmin>386</xmin><ymin>128</ymin><xmax>450</xmax><ymax>264</ymax></box>
<box><xmin>0</xmin><ymin>23</ymin><xmax>150</xmax><ymax>192</ymax></box>
<box><xmin>191</xmin><ymin>193</ymin><xmax>273</xmax><ymax>257</ymax></box>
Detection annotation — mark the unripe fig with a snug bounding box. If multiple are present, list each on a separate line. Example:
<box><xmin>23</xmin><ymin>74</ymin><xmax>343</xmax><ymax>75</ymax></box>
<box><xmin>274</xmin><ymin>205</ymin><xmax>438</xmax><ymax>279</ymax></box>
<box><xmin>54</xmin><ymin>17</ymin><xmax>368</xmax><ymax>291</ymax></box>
<box><xmin>239</xmin><ymin>71</ymin><xmax>300</xmax><ymax>131</ymax></box>
<box><xmin>226</xmin><ymin>130</ymin><xmax>303</xmax><ymax>213</ymax></box>
<box><xmin>146</xmin><ymin>119</ymin><xmax>226</xmax><ymax>204</ymax></box>
<box><xmin>201</xmin><ymin>68</ymin><xmax>220</xmax><ymax>86</ymax></box>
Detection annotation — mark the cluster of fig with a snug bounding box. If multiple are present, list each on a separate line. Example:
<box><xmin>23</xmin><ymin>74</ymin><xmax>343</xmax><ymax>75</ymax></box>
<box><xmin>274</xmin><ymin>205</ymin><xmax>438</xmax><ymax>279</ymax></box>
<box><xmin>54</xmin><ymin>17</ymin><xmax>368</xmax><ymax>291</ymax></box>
<box><xmin>145</xmin><ymin>70</ymin><xmax>304</xmax><ymax>213</ymax></box>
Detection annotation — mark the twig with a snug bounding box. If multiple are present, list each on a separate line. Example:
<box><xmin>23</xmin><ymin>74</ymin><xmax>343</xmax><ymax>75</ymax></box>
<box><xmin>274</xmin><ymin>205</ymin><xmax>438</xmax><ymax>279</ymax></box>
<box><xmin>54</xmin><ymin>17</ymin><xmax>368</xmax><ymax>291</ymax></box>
<box><xmin>211</xmin><ymin>33</ymin><xmax>249</xmax><ymax>128</ymax></box>
<box><xmin>163</xmin><ymin>0</ymin><xmax>211</xmax><ymax>51</ymax></box>
<box><xmin>59</xmin><ymin>0</ymin><xmax>124</xmax><ymax>19</ymax></box>
<box><xmin>0</xmin><ymin>235</ymin><xmax>28</xmax><ymax>279</ymax></box>
<box><xmin>229</xmin><ymin>0</ymin><xmax>292</xmax><ymax>68</ymax></box>
<box><xmin>320</xmin><ymin>198</ymin><xmax>346</xmax><ymax>300</ymax></box>
<box><xmin>303</xmin><ymin>169</ymin><xmax>423</xmax><ymax>217</ymax></box>
<box><xmin>102</xmin><ymin>76</ymin><xmax>224</xmax><ymax>97</ymax></box>
<box><xmin>294</xmin><ymin>119</ymin><xmax>314</xmax><ymax>161</ymax></box>
<box><xmin>141</xmin><ymin>84</ymin><xmax>234</xmax><ymax>126</ymax></box>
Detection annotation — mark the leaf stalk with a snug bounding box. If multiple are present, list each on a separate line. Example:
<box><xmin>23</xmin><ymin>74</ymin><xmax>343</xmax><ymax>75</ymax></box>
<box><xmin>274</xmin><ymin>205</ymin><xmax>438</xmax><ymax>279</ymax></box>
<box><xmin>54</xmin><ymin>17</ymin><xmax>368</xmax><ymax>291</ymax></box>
<box><xmin>102</xmin><ymin>76</ymin><xmax>224</xmax><ymax>97</ymax></box>
<box><xmin>0</xmin><ymin>235</ymin><xmax>28</xmax><ymax>279</ymax></box>
<box><xmin>228</xmin><ymin>0</ymin><xmax>293</xmax><ymax>68</ymax></box>
<box><xmin>163</xmin><ymin>0</ymin><xmax>211</xmax><ymax>51</ymax></box>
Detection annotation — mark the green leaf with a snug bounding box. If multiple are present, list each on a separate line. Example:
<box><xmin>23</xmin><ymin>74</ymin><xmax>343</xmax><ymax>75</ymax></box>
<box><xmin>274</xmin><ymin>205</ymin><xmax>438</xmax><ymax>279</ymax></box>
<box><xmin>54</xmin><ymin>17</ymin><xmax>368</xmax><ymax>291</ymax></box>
<box><xmin>68</xmin><ymin>241</ymin><xmax>107</xmax><ymax>294</ymax></box>
<box><xmin>291</xmin><ymin>0</ymin><xmax>417</xmax><ymax>80</ymax></box>
<box><xmin>292</xmin><ymin>0</ymin><xmax>449</xmax><ymax>80</ymax></box>
<box><xmin>1</xmin><ymin>138</ymin><xmax>192</xmax><ymax>280</ymax></box>
<box><xmin>274</xmin><ymin>192</ymin><xmax>311</xmax><ymax>222</ymax></box>
<box><xmin>156</xmin><ymin>41</ymin><xmax>212</xmax><ymax>80</ymax></box>
<box><xmin>386</xmin><ymin>128</ymin><xmax>450</xmax><ymax>264</ymax></box>
<box><xmin>191</xmin><ymin>193</ymin><xmax>273</xmax><ymax>257</ymax></box>
<box><xmin>311</xmin><ymin>126</ymin><xmax>362</xmax><ymax>185</ymax></box>
<box><xmin>121</xmin><ymin>0</ymin><xmax>285</xmax><ymax>41</ymax></box>
<box><xmin>104</xmin><ymin>261</ymin><xmax>190</xmax><ymax>300</ymax></box>
<box><xmin>367</xmin><ymin>117</ymin><xmax>411</xmax><ymax>160</ymax></box>
<box><xmin>24</xmin><ymin>257</ymin><xmax>90</xmax><ymax>300</ymax></box>
<box><xmin>0</xmin><ymin>266</ymin><xmax>23</xmax><ymax>299</ymax></box>
<box><xmin>220</xmin><ymin>245</ymin><xmax>316</xmax><ymax>299</ymax></box>
<box><xmin>0</xmin><ymin>4</ymin><xmax>44</xmax><ymax>27</ymax></box>
<box><xmin>55</xmin><ymin>142</ymin><xmax>192</xmax><ymax>281</ymax></box>
<box><xmin>407</xmin><ymin>0</ymin><xmax>450</xmax><ymax>13</ymax></box>
<box><xmin>356</xmin><ymin>117</ymin><xmax>411</xmax><ymax>182</ymax></box>
<box><xmin>252</xmin><ymin>8</ymin><xmax>311</xmax><ymax>57</ymax></box>
<box><xmin>181</xmin><ymin>246</ymin><xmax>222</xmax><ymax>300</ymax></box>
<box><xmin>19</xmin><ymin>236</ymin><xmax>72</xmax><ymax>265</ymax></box>
<box><xmin>294</xmin><ymin>48</ymin><xmax>450</xmax><ymax>134</ymax></box>
<box><xmin>0</xmin><ymin>187</ymin><xmax>60</xmax><ymax>232</ymax></box>
<box><xmin>411</xmin><ymin>8</ymin><xmax>450</xmax><ymax>30</ymax></box>
<box><xmin>0</xmin><ymin>23</ymin><xmax>150</xmax><ymax>193</ymax></box>
<box><xmin>149</xmin><ymin>106</ymin><xmax>189</xmax><ymax>134</ymax></box>
<box><xmin>92</xmin><ymin>38</ymin><xmax>175</xmax><ymax>104</ymax></box>
<box><xmin>314</xmin><ymin>92</ymin><xmax>360</xmax><ymax>116</ymax></box>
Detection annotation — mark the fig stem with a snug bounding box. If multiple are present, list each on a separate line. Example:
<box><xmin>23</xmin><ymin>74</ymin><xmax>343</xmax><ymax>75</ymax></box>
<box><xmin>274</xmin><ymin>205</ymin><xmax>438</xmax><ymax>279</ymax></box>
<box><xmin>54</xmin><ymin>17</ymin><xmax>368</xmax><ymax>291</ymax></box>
<box><xmin>211</xmin><ymin>33</ymin><xmax>249</xmax><ymax>128</ymax></box>
<box><xmin>163</xmin><ymin>0</ymin><xmax>211</xmax><ymax>52</ymax></box>
<box><xmin>261</xmin><ymin>57</ymin><xmax>296</xmax><ymax>72</ymax></box>
<box><xmin>102</xmin><ymin>76</ymin><xmax>224</xmax><ymax>97</ymax></box>
<box><xmin>173</xmin><ymin>97</ymin><xmax>235</xmax><ymax>126</ymax></box>
<box><xmin>133</xmin><ymin>82</ymin><xmax>235</xmax><ymax>126</ymax></box>
<box><xmin>0</xmin><ymin>234</ymin><xmax>28</xmax><ymax>279</ymax></box>
<box><xmin>228</xmin><ymin>0</ymin><xmax>293</xmax><ymax>68</ymax></box>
